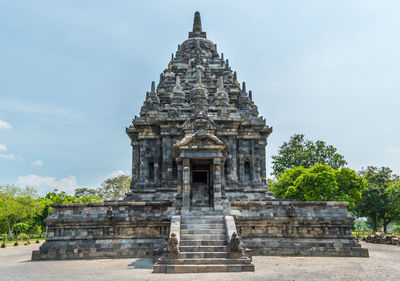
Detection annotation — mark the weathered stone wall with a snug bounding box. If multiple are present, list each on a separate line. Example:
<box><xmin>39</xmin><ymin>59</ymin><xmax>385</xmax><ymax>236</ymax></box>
<box><xmin>232</xmin><ymin>200</ymin><xmax>368</xmax><ymax>257</ymax></box>
<box><xmin>32</xmin><ymin>202</ymin><xmax>175</xmax><ymax>260</ymax></box>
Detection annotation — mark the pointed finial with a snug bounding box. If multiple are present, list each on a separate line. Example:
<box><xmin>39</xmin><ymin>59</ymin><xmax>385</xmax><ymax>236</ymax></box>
<box><xmin>193</xmin><ymin>11</ymin><xmax>202</xmax><ymax>32</ymax></box>
<box><xmin>221</xmin><ymin>53</ymin><xmax>224</xmax><ymax>60</ymax></box>
<box><xmin>151</xmin><ymin>81</ymin><xmax>155</xmax><ymax>93</ymax></box>
<box><xmin>189</xmin><ymin>11</ymin><xmax>207</xmax><ymax>38</ymax></box>
<box><xmin>233</xmin><ymin>71</ymin><xmax>237</xmax><ymax>82</ymax></box>
<box><xmin>171</xmin><ymin>53</ymin><xmax>174</xmax><ymax>61</ymax></box>
<box><xmin>195</xmin><ymin>69</ymin><xmax>202</xmax><ymax>86</ymax></box>
<box><xmin>217</xmin><ymin>77</ymin><xmax>224</xmax><ymax>89</ymax></box>
<box><xmin>146</xmin><ymin>91</ymin><xmax>149</xmax><ymax>99</ymax></box>
<box><xmin>242</xmin><ymin>82</ymin><xmax>246</xmax><ymax>94</ymax></box>
<box><xmin>249</xmin><ymin>90</ymin><xmax>252</xmax><ymax>101</ymax></box>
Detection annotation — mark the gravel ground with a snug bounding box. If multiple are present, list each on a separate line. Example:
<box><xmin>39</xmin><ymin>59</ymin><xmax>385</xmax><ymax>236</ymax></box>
<box><xmin>0</xmin><ymin>243</ymin><xmax>399</xmax><ymax>281</ymax></box>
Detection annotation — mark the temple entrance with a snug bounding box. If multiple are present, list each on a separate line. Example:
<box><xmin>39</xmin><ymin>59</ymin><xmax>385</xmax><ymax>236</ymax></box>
<box><xmin>190</xmin><ymin>162</ymin><xmax>213</xmax><ymax>207</ymax></box>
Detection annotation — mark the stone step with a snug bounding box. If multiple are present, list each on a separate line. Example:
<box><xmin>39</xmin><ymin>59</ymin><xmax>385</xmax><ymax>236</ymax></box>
<box><xmin>153</xmin><ymin>264</ymin><xmax>255</xmax><ymax>273</ymax></box>
<box><xmin>181</xmin><ymin>223</ymin><xmax>225</xmax><ymax>230</ymax></box>
<box><xmin>189</xmin><ymin>212</ymin><xmax>213</xmax><ymax>215</ymax></box>
<box><xmin>181</xmin><ymin>219</ymin><xmax>225</xmax><ymax>224</ymax></box>
<box><xmin>181</xmin><ymin>234</ymin><xmax>226</xmax><ymax>240</ymax></box>
<box><xmin>179</xmin><ymin>252</ymin><xmax>229</xmax><ymax>259</ymax></box>
<box><xmin>179</xmin><ymin>246</ymin><xmax>229</xmax><ymax>252</ymax></box>
<box><xmin>180</xmin><ymin>240</ymin><xmax>227</xmax><ymax>246</ymax></box>
<box><xmin>182</xmin><ymin>215</ymin><xmax>224</xmax><ymax>219</ymax></box>
<box><xmin>189</xmin><ymin>207</ymin><xmax>214</xmax><ymax>211</ymax></box>
<box><xmin>156</xmin><ymin>257</ymin><xmax>252</xmax><ymax>265</ymax></box>
<box><xmin>181</xmin><ymin>229</ymin><xmax>226</xmax><ymax>235</ymax></box>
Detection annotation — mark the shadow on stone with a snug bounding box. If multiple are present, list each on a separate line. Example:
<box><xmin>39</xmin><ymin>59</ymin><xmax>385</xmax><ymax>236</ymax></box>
<box><xmin>128</xmin><ymin>258</ymin><xmax>153</xmax><ymax>269</ymax></box>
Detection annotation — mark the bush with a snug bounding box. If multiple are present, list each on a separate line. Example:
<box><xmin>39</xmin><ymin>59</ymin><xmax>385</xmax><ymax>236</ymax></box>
<box><xmin>393</xmin><ymin>225</ymin><xmax>400</xmax><ymax>235</ymax></box>
<box><xmin>271</xmin><ymin>164</ymin><xmax>365</xmax><ymax>208</ymax></box>
<box><xmin>18</xmin><ymin>233</ymin><xmax>29</xmax><ymax>241</ymax></box>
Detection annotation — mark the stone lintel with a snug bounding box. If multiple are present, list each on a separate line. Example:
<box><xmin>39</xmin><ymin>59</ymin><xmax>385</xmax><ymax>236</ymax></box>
<box><xmin>180</xmin><ymin>150</ymin><xmax>223</xmax><ymax>158</ymax></box>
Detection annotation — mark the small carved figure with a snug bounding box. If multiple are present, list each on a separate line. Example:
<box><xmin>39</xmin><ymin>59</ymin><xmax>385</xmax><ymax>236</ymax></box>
<box><xmin>229</xmin><ymin>232</ymin><xmax>242</xmax><ymax>251</ymax></box>
<box><xmin>167</xmin><ymin>232</ymin><xmax>179</xmax><ymax>252</ymax></box>
<box><xmin>287</xmin><ymin>204</ymin><xmax>296</xmax><ymax>217</ymax></box>
<box><xmin>107</xmin><ymin>206</ymin><xmax>114</xmax><ymax>220</ymax></box>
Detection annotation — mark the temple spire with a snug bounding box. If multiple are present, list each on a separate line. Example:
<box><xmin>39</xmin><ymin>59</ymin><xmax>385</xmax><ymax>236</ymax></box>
<box><xmin>217</xmin><ymin>76</ymin><xmax>224</xmax><ymax>89</ymax></box>
<box><xmin>189</xmin><ymin>11</ymin><xmax>207</xmax><ymax>38</ymax></box>
<box><xmin>195</xmin><ymin>69</ymin><xmax>203</xmax><ymax>86</ymax></box>
<box><xmin>193</xmin><ymin>11</ymin><xmax>202</xmax><ymax>33</ymax></box>
<box><xmin>174</xmin><ymin>75</ymin><xmax>181</xmax><ymax>90</ymax></box>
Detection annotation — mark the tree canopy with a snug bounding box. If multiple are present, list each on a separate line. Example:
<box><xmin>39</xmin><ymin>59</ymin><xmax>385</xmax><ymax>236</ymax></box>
<box><xmin>98</xmin><ymin>174</ymin><xmax>131</xmax><ymax>201</ymax></box>
<box><xmin>271</xmin><ymin>134</ymin><xmax>347</xmax><ymax>176</ymax></box>
<box><xmin>0</xmin><ymin>185</ymin><xmax>42</xmax><ymax>236</ymax></box>
<box><xmin>74</xmin><ymin>174</ymin><xmax>131</xmax><ymax>201</ymax></box>
<box><xmin>271</xmin><ymin>164</ymin><xmax>365</xmax><ymax>208</ymax></box>
<box><xmin>353</xmin><ymin>166</ymin><xmax>400</xmax><ymax>232</ymax></box>
<box><xmin>0</xmin><ymin>174</ymin><xmax>130</xmax><ymax>236</ymax></box>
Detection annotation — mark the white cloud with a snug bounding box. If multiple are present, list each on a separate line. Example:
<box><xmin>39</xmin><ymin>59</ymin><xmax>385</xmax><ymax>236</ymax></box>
<box><xmin>0</xmin><ymin>120</ymin><xmax>12</xmax><ymax>129</ymax></box>
<box><xmin>33</xmin><ymin>160</ymin><xmax>44</xmax><ymax>166</ymax></box>
<box><xmin>106</xmin><ymin>170</ymin><xmax>127</xmax><ymax>178</ymax></box>
<box><xmin>15</xmin><ymin>174</ymin><xmax>78</xmax><ymax>194</ymax></box>
<box><xmin>386</xmin><ymin>148</ymin><xmax>400</xmax><ymax>154</ymax></box>
<box><xmin>0</xmin><ymin>144</ymin><xmax>7</xmax><ymax>151</ymax></box>
<box><xmin>0</xmin><ymin>153</ymin><xmax>15</xmax><ymax>160</ymax></box>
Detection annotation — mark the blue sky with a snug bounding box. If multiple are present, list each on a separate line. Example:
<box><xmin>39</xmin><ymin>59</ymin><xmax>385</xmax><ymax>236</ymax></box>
<box><xmin>1</xmin><ymin>1</ymin><xmax>399</xmax><ymax>194</ymax></box>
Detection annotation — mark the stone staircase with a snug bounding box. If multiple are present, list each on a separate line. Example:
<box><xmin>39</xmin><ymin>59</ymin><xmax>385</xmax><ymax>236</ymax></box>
<box><xmin>153</xmin><ymin>208</ymin><xmax>254</xmax><ymax>273</ymax></box>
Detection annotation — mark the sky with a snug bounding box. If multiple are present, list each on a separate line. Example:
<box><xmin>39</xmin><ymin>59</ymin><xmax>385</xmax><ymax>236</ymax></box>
<box><xmin>1</xmin><ymin>0</ymin><xmax>400</xmax><ymax>194</ymax></box>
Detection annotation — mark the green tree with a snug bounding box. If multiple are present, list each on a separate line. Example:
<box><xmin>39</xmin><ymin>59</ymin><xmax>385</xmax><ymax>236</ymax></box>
<box><xmin>13</xmin><ymin>222</ymin><xmax>29</xmax><ymax>234</ymax></box>
<box><xmin>35</xmin><ymin>190</ymin><xmax>102</xmax><ymax>231</ymax></box>
<box><xmin>353</xmin><ymin>220</ymin><xmax>372</xmax><ymax>232</ymax></box>
<box><xmin>0</xmin><ymin>185</ymin><xmax>40</xmax><ymax>236</ymax></box>
<box><xmin>270</xmin><ymin>166</ymin><xmax>305</xmax><ymax>199</ymax></box>
<box><xmin>271</xmin><ymin>134</ymin><xmax>347</xmax><ymax>176</ymax></box>
<box><xmin>393</xmin><ymin>225</ymin><xmax>400</xmax><ymax>235</ymax></box>
<box><xmin>271</xmin><ymin>164</ymin><xmax>365</xmax><ymax>208</ymax></box>
<box><xmin>74</xmin><ymin>187</ymin><xmax>102</xmax><ymax>200</ymax></box>
<box><xmin>98</xmin><ymin>175</ymin><xmax>131</xmax><ymax>201</ymax></box>
<box><xmin>353</xmin><ymin>167</ymin><xmax>400</xmax><ymax>232</ymax></box>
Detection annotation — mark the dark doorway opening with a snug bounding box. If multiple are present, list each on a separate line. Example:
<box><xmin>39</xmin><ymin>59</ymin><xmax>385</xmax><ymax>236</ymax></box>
<box><xmin>190</xmin><ymin>162</ymin><xmax>213</xmax><ymax>207</ymax></box>
<box><xmin>193</xmin><ymin>171</ymin><xmax>207</xmax><ymax>184</ymax></box>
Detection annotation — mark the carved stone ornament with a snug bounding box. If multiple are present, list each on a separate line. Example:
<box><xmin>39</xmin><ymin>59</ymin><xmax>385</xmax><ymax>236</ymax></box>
<box><xmin>286</xmin><ymin>204</ymin><xmax>296</xmax><ymax>217</ymax></box>
<box><xmin>107</xmin><ymin>206</ymin><xmax>114</xmax><ymax>219</ymax></box>
<box><xmin>229</xmin><ymin>232</ymin><xmax>243</xmax><ymax>252</ymax></box>
<box><xmin>167</xmin><ymin>232</ymin><xmax>179</xmax><ymax>252</ymax></box>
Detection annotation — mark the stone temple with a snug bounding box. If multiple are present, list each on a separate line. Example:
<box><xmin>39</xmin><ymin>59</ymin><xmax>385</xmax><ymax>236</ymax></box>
<box><xmin>32</xmin><ymin>12</ymin><xmax>368</xmax><ymax>273</ymax></box>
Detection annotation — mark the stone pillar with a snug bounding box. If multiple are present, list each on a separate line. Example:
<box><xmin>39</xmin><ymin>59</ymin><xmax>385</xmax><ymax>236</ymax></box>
<box><xmin>213</xmin><ymin>158</ymin><xmax>222</xmax><ymax>213</ymax></box>
<box><xmin>161</xmin><ymin>136</ymin><xmax>172</xmax><ymax>185</ymax></box>
<box><xmin>227</xmin><ymin>136</ymin><xmax>238</xmax><ymax>182</ymax></box>
<box><xmin>221</xmin><ymin>158</ymin><xmax>226</xmax><ymax>186</ymax></box>
<box><xmin>131</xmin><ymin>140</ymin><xmax>140</xmax><ymax>189</ymax></box>
<box><xmin>139</xmin><ymin>140</ymin><xmax>148</xmax><ymax>190</ymax></box>
<box><xmin>154</xmin><ymin>163</ymin><xmax>160</xmax><ymax>186</ymax></box>
<box><xmin>238</xmin><ymin>139</ymin><xmax>245</xmax><ymax>182</ymax></box>
<box><xmin>260</xmin><ymin>144</ymin><xmax>267</xmax><ymax>184</ymax></box>
<box><xmin>182</xmin><ymin>158</ymin><xmax>191</xmax><ymax>213</ymax></box>
<box><xmin>177</xmin><ymin>159</ymin><xmax>183</xmax><ymax>193</ymax></box>
<box><xmin>253</xmin><ymin>141</ymin><xmax>261</xmax><ymax>182</ymax></box>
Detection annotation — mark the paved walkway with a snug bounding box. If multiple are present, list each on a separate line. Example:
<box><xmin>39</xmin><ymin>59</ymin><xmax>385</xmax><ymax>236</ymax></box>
<box><xmin>0</xmin><ymin>243</ymin><xmax>399</xmax><ymax>281</ymax></box>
